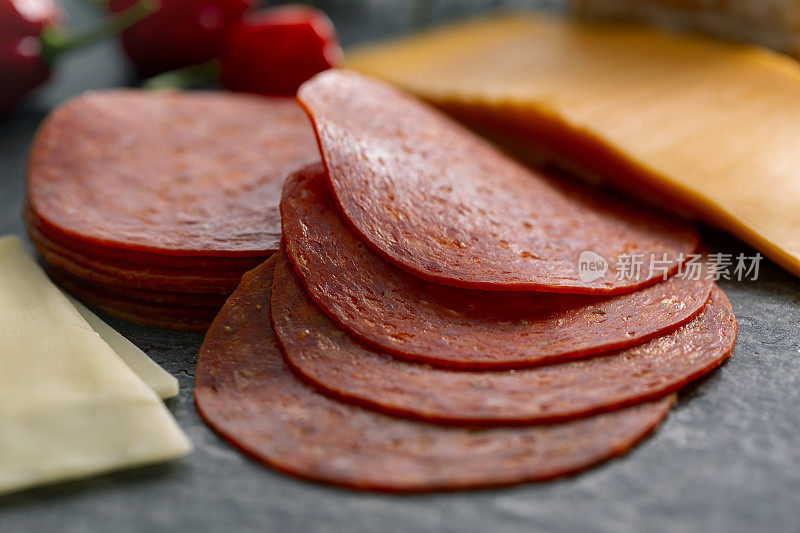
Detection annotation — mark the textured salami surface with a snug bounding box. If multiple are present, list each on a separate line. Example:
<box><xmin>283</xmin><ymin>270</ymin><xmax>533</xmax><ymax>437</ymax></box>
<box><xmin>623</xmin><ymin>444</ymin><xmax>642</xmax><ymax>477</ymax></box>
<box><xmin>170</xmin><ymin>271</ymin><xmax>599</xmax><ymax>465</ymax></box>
<box><xmin>28</xmin><ymin>222</ymin><xmax>243</xmax><ymax>295</ymax></box>
<box><xmin>44</xmin><ymin>263</ymin><xmax>228</xmax><ymax>307</ymax></box>
<box><xmin>274</xmin><ymin>253</ymin><xmax>734</xmax><ymax>424</ymax></box>
<box><xmin>49</xmin><ymin>267</ymin><xmax>217</xmax><ymax>332</ymax></box>
<box><xmin>195</xmin><ymin>257</ymin><xmax>673</xmax><ymax>491</ymax></box>
<box><xmin>27</xmin><ymin>207</ymin><xmax>268</xmax><ymax>270</ymax></box>
<box><xmin>27</xmin><ymin>89</ymin><xmax>320</xmax><ymax>258</ymax></box>
<box><xmin>297</xmin><ymin>70</ymin><xmax>699</xmax><ymax>294</ymax></box>
<box><xmin>281</xmin><ymin>166</ymin><xmax>713</xmax><ymax>368</ymax></box>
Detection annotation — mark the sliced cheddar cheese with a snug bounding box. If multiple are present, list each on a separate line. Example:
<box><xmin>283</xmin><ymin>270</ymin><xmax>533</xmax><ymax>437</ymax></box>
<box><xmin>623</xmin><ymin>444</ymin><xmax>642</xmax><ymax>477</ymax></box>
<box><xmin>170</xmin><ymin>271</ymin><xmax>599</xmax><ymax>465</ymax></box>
<box><xmin>68</xmin><ymin>297</ymin><xmax>179</xmax><ymax>400</ymax></box>
<box><xmin>345</xmin><ymin>14</ymin><xmax>800</xmax><ymax>278</ymax></box>
<box><xmin>0</xmin><ymin>236</ymin><xmax>190</xmax><ymax>496</ymax></box>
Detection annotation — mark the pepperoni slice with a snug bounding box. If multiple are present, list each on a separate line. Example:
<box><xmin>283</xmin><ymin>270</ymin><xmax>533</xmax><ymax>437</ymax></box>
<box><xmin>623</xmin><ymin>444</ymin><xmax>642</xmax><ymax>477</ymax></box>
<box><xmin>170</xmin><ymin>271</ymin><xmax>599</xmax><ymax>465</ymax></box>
<box><xmin>273</xmin><ymin>252</ymin><xmax>734</xmax><ymax>424</ymax></box>
<box><xmin>280</xmin><ymin>165</ymin><xmax>713</xmax><ymax>368</ymax></box>
<box><xmin>28</xmin><ymin>222</ymin><xmax>243</xmax><ymax>295</ymax></box>
<box><xmin>27</xmin><ymin>90</ymin><xmax>320</xmax><ymax>260</ymax></box>
<box><xmin>44</xmin><ymin>263</ymin><xmax>227</xmax><ymax>308</ymax></box>
<box><xmin>47</xmin><ymin>267</ymin><xmax>218</xmax><ymax>332</ymax></box>
<box><xmin>297</xmin><ymin>70</ymin><xmax>699</xmax><ymax>294</ymax></box>
<box><xmin>194</xmin><ymin>257</ymin><xmax>674</xmax><ymax>492</ymax></box>
<box><xmin>27</xmin><ymin>207</ymin><xmax>266</xmax><ymax>271</ymax></box>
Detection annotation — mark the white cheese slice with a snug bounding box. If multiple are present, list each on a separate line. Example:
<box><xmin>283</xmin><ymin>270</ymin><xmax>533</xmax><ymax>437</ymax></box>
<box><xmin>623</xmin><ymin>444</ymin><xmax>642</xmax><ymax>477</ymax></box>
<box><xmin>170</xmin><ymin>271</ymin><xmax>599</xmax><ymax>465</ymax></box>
<box><xmin>0</xmin><ymin>236</ymin><xmax>191</xmax><ymax>496</ymax></box>
<box><xmin>68</xmin><ymin>297</ymin><xmax>179</xmax><ymax>400</ymax></box>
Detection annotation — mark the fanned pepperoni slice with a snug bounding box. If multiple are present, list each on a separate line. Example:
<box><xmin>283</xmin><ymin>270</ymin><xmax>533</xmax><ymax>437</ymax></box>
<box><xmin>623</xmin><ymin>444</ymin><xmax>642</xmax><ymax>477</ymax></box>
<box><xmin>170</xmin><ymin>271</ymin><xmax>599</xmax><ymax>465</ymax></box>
<box><xmin>194</xmin><ymin>257</ymin><xmax>674</xmax><ymax>492</ymax></box>
<box><xmin>27</xmin><ymin>90</ymin><xmax>320</xmax><ymax>260</ymax></box>
<box><xmin>280</xmin><ymin>166</ymin><xmax>713</xmax><ymax>368</ymax></box>
<box><xmin>273</xmin><ymin>251</ymin><xmax>734</xmax><ymax>424</ymax></box>
<box><xmin>297</xmin><ymin>70</ymin><xmax>698</xmax><ymax>294</ymax></box>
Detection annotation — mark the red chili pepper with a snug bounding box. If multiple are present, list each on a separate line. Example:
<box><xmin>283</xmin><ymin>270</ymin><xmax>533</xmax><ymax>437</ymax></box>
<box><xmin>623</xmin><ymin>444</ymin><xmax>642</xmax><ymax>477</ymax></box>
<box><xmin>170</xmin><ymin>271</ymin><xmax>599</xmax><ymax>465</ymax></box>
<box><xmin>219</xmin><ymin>4</ymin><xmax>342</xmax><ymax>96</ymax></box>
<box><xmin>0</xmin><ymin>0</ymin><xmax>63</xmax><ymax>114</ymax></box>
<box><xmin>109</xmin><ymin>0</ymin><xmax>253</xmax><ymax>77</ymax></box>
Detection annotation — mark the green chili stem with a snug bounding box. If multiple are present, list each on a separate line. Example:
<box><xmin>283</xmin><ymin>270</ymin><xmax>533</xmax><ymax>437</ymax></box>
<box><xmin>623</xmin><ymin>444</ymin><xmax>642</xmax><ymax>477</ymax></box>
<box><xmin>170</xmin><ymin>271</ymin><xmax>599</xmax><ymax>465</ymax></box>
<box><xmin>39</xmin><ymin>0</ymin><xmax>159</xmax><ymax>65</ymax></box>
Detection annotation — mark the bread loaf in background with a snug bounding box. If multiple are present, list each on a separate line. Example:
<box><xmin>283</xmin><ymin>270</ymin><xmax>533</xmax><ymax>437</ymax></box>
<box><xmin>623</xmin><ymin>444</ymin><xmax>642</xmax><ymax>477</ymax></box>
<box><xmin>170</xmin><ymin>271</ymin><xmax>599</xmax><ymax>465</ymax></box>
<box><xmin>575</xmin><ymin>0</ymin><xmax>800</xmax><ymax>56</ymax></box>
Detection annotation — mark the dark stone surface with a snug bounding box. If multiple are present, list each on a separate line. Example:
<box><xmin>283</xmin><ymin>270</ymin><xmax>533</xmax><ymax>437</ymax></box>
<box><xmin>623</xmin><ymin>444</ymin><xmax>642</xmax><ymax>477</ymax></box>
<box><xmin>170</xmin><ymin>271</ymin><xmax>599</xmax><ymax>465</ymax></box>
<box><xmin>1</xmin><ymin>2</ymin><xmax>799</xmax><ymax>532</ymax></box>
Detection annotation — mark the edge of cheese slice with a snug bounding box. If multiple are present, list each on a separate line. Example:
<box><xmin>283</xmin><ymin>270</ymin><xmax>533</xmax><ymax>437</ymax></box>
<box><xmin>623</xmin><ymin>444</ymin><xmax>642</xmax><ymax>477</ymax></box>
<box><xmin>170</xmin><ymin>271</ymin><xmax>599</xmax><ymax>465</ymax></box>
<box><xmin>68</xmin><ymin>297</ymin><xmax>179</xmax><ymax>400</ymax></box>
<box><xmin>0</xmin><ymin>235</ymin><xmax>191</xmax><ymax>496</ymax></box>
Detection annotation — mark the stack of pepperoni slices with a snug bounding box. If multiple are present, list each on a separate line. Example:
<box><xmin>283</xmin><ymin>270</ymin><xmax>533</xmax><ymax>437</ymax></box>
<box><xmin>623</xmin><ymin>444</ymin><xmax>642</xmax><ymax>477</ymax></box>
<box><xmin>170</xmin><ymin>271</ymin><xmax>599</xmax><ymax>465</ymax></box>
<box><xmin>194</xmin><ymin>71</ymin><xmax>737</xmax><ymax>492</ymax></box>
<box><xmin>25</xmin><ymin>90</ymin><xmax>320</xmax><ymax>331</ymax></box>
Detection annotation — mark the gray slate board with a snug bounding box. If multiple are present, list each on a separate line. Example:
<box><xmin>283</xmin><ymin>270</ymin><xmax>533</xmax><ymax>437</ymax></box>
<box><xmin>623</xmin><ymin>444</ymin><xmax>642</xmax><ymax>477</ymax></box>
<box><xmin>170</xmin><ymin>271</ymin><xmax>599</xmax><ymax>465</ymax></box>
<box><xmin>1</xmin><ymin>2</ymin><xmax>799</xmax><ymax>532</ymax></box>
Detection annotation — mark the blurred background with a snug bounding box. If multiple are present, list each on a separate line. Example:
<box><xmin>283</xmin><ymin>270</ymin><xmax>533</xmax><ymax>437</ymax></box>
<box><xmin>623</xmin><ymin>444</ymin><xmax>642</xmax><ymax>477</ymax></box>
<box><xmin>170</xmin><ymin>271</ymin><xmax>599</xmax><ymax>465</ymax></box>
<box><xmin>309</xmin><ymin>0</ymin><xmax>565</xmax><ymax>42</ymax></box>
<box><xmin>2</xmin><ymin>0</ymin><xmax>569</xmax><ymax>232</ymax></box>
<box><xmin>8</xmin><ymin>0</ymin><xmax>567</xmax><ymax>114</ymax></box>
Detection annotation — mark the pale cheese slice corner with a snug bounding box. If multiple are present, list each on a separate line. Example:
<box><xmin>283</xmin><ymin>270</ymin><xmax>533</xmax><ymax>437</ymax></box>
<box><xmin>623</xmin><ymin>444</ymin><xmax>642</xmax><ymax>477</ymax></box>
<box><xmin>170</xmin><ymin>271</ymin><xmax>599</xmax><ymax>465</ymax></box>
<box><xmin>68</xmin><ymin>297</ymin><xmax>179</xmax><ymax>400</ymax></box>
<box><xmin>0</xmin><ymin>235</ymin><xmax>191</xmax><ymax>496</ymax></box>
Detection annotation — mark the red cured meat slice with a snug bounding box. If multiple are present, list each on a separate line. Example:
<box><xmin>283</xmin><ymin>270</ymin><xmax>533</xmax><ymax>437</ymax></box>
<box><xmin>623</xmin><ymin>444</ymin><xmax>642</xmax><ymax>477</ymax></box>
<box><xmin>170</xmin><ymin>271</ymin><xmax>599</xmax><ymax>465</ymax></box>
<box><xmin>48</xmin><ymin>267</ymin><xmax>218</xmax><ymax>332</ymax></box>
<box><xmin>27</xmin><ymin>90</ymin><xmax>320</xmax><ymax>259</ymax></box>
<box><xmin>91</xmin><ymin>308</ymin><xmax>210</xmax><ymax>332</ymax></box>
<box><xmin>44</xmin><ymin>263</ymin><xmax>227</xmax><ymax>308</ymax></box>
<box><xmin>194</xmin><ymin>257</ymin><xmax>674</xmax><ymax>492</ymax></box>
<box><xmin>297</xmin><ymin>70</ymin><xmax>699</xmax><ymax>294</ymax></box>
<box><xmin>280</xmin><ymin>165</ymin><xmax>713</xmax><ymax>368</ymax></box>
<box><xmin>273</xmin><ymin>252</ymin><xmax>734</xmax><ymax>424</ymax></box>
<box><xmin>28</xmin><ymin>222</ymin><xmax>243</xmax><ymax>295</ymax></box>
<box><xmin>27</xmin><ymin>207</ymin><xmax>267</xmax><ymax>271</ymax></box>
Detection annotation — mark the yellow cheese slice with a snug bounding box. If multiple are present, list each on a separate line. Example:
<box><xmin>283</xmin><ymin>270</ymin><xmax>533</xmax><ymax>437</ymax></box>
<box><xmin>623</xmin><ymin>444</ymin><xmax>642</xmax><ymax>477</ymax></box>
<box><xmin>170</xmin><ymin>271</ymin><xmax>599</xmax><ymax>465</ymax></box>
<box><xmin>345</xmin><ymin>14</ymin><xmax>800</xmax><ymax>278</ymax></box>
<box><xmin>0</xmin><ymin>236</ymin><xmax>191</xmax><ymax>496</ymax></box>
<box><xmin>68</xmin><ymin>297</ymin><xmax>179</xmax><ymax>400</ymax></box>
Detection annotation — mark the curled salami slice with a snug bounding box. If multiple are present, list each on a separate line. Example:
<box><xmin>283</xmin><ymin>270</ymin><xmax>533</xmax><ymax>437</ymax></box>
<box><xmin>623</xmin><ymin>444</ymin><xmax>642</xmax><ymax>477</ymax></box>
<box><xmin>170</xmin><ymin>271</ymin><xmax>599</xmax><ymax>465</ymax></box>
<box><xmin>281</xmin><ymin>166</ymin><xmax>714</xmax><ymax>368</ymax></box>
<box><xmin>297</xmin><ymin>70</ymin><xmax>699</xmax><ymax>294</ymax></box>
<box><xmin>194</xmin><ymin>257</ymin><xmax>674</xmax><ymax>492</ymax></box>
<box><xmin>27</xmin><ymin>90</ymin><xmax>320</xmax><ymax>259</ymax></box>
<box><xmin>273</xmin><ymin>252</ymin><xmax>734</xmax><ymax>424</ymax></box>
